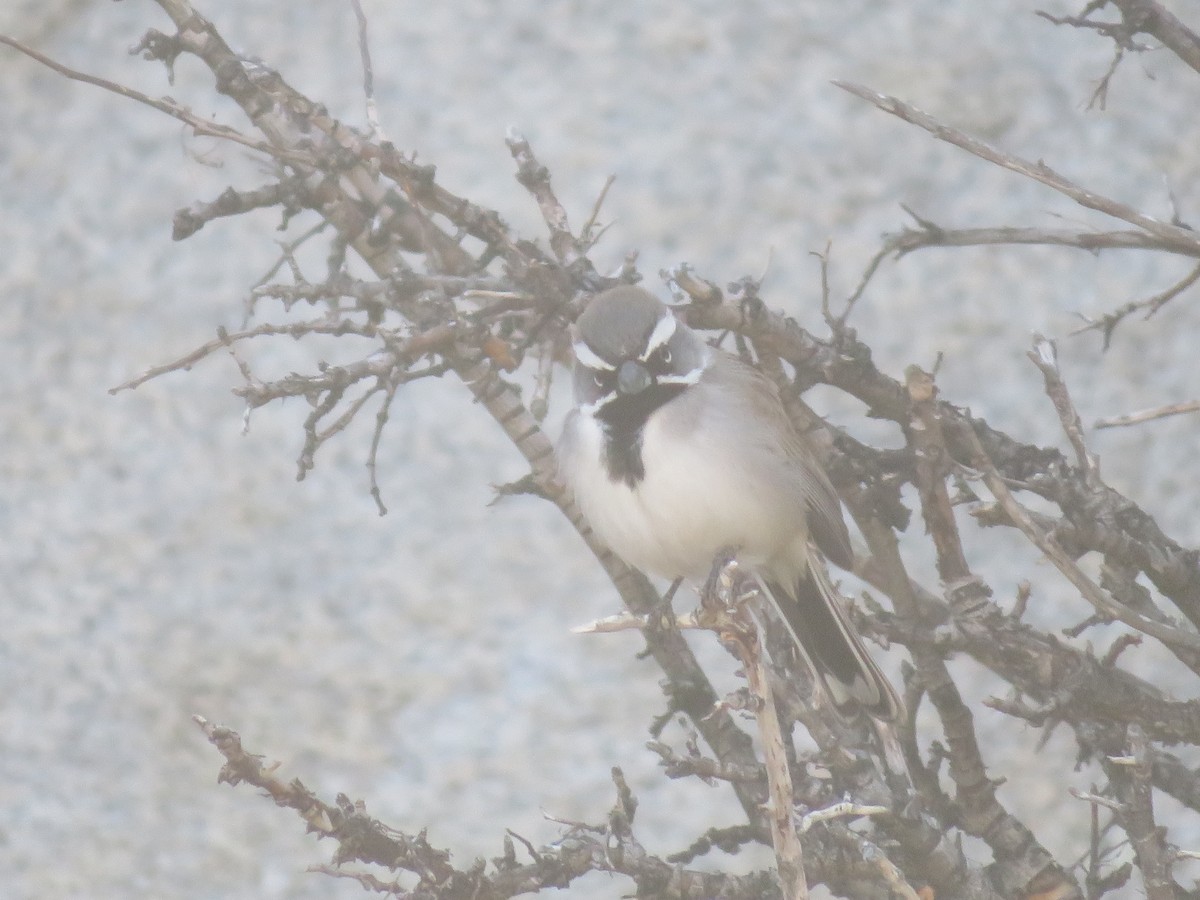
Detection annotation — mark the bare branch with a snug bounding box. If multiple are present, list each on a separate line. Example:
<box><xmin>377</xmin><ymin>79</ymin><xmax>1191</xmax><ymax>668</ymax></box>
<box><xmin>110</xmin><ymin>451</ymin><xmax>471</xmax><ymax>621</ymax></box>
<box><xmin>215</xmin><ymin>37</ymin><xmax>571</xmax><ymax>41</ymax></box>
<box><xmin>506</xmin><ymin>127</ymin><xmax>588</xmax><ymax>270</ymax></box>
<box><xmin>580</xmin><ymin>174</ymin><xmax>617</xmax><ymax>249</ymax></box>
<box><xmin>667</xmin><ymin>824</ymin><xmax>762</xmax><ymax>864</ymax></box>
<box><xmin>703</xmin><ymin>560</ymin><xmax>807</xmax><ymax>899</ymax></box>
<box><xmin>0</xmin><ymin>35</ymin><xmax>307</xmax><ymax>164</ymax></box>
<box><xmin>797</xmin><ymin>802</ymin><xmax>890</xmax><ymax>834</ymax></box>
<box><xmin>365</xmin><ymin>378</ymin><xmax>398</xmax><ymax>515</ymax></box>
<box><xmin>109</xmin><ymin>318</ymin><xmax>391</xmax><ymax>394</ymax></box>
<box><xmin>1095</xmin><ymin>398</ymin><xmax>1200</xmax><ymax>429</ymax></box>
<box><xmin>1072</xmin><ymin>260</ymin><xmax>1200</xmax><ymax>348</ymax></box>
<box><xmin>194</xmin><ymin>715</ymin><xmax>789</xmax><ymax>898</ymax></box>
<box><xmin>1103</xmin><ymin>725</ymin><xmax>1179</xmax><ymax>900</ymax></box>
<box><xmin>1039</xmin><ymin>0</ymin><xmax>1200</xmax><ymax>76</ymax></box>
<box><xmin>349</xmin><ymin>0</ymin><xmax>385</xmax><ymax>143</ymax></box>
<box><xmin>1027</xmin><ymin>335</ymin><xmax>1101</xmax><ymax>484</ymax></box>
<box><xmin>173</xmin><ymin>179</ymin><xmax>309</xmax><ymax>240</ymax></box>
<box><xmin>903</xmin><ymin>365</ymin><xmax>992</xmax><ymax>613</ymax></box>
<box><xmin>646</xmin><ymin>741</ymin><xmax>766</xmax><ymax>785</ymax></box>
<box><xmin>847</xmin><ymin>220</ymin><xmax>1195</xmax><ymax>310</ymax></box>
<box><xmin>834</xmin><ymin>80</ymin><xmax>1200</xmax><ymax>256</ymax></box>
<box><xmin>965</xmin><ymin>428</ymin><xmax>1200</xmax><ymax>656</ymax></box>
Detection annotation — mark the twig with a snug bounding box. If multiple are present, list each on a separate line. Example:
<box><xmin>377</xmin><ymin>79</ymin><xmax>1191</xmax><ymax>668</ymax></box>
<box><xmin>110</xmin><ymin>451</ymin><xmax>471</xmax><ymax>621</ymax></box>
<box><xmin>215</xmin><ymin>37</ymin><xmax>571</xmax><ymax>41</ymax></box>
<box><xmin>579</xmin><ymin>555</ymin><xmax>826</xmax><ymax>894</ymax></box>
<box><xmin>572</xmin><ymin>611</ymin><xmax>652</xmax><ymax>634</ymax></box>
<box><xmin>885</xmin><ymin>224</ymin><xmax>1187</xmax><ymax>254</ymax></box>
<box><xmin>0</xmin><ymin>35</ymin><xmax>307</xmax><ymax>164</ymax></box>
<box><xmin>580</xmin><ymin>174</ymin><xmax>617</xmax><ymax>248</ymax></box>
<box><xmin>506</xmin><ymin>127</ymin><xmax>586</xmax><ymax>269</ymax></box>
<box><xmin>707</xmin><ymin>560</ymin><xmax>807</xmax><ymax>899</ymax></box>
<box><xmin>1090</xmin><ymin>43</ymin><xmax>1127</xmax><ymax>111</ymax></box>
<box><xmin>964</xmin><ymin>428</ymin><xmax>1200</xmax><ymax>654</ymax></box>
<box><xmin>645</xmin><ymin>741</ymin><xmax>765</xmax><ymax>785</ymax></box>
<box><xmin>1100</xmin><ymin>633</ymin><xmax>1142</xmax><ymax>668</ymax></box>
<box><xmin>245</xmin><ymin>221</ymin><xmax>330</xmax><ymax>323</ymax></box>
<box><xmin>350</xmin><ymin>0</ymin><xmax>385</xmax><ymax>143</ymax></box>
<box><xmin>811</xmin><ymin>242</ymin><xmax>847</xmax><ymax>328</ymax></box>
<box><xmin>862</xmin><ymin>838</ymin><xmax>925</xmax><ymax>900</ymax></box>
<box><xmin>1104</xmin><ymin>725</ymin><xmax>1178</xmax><ymax>900</ymax></box>
<box><xmin>173</xmin><ymin>179</ymin><xmax>308</xmax><ymax>241</ymax></box>
<box><xmin>309</xmin><ymin>866</ymin><xmax>402</xmax><ymax>894</ymax></box>
<box><xmin>109</xmin><ymin>318</ymin><xmax>386</xmax><ymax>393</ymax></box>
<box><xmin>797</xmin><ymin>802</ymin><xmax>889</xmax><ymax>834</ymax></box>
<box><xmin>1072</xmin><ymin>261</ymin><xmax>1200</xmax><ymax>348</ymax></box>
<box><xmin>848</xmin><ymin>219</ymin><xmax>1192</xmax><ymax>308</ymax></box>
<box><xmin>1027</xmin><ymin>335</ymin><xmax>1100</xmax><ymax>485</ymax></box>
<box><xmin>195</xmin><ymin>715</ymin><xmax>782</xmax><ymax>896</ymax></box>
<box><xmin>1069</xmin><ymin>787</ymin><xmax>1123</xmax><ymax>814</ymax></box>
<box><xmin>898</xmin><ymin>363</ymin><xmax>1071</xmax><ymax>898</ymax></box>
<box><xmin>365</xmin><ymin>379</ymin><xmax>398</xmax><ymax>515</ymax></box>
<box><xmin>1075</xmin><ymin>777</ymin><xmax>1129</xmax><ymax>900</ymax></box>
<box><xmin>1038</xmin><ymin>0</ymin><xmax>1200</xmax><ymax>77</ymax></box>
<box><xmin>665</xmin><ymin>263</ymin><xmax>725</xmax><ymax>306</ymax></box>
<box><xmin>1095</xmin><ymin>398</ymin><xmax>1200</xmax><ymax>429</ymax></box>
<box><xmin>850</xmin><ymin>502</ymin><xmax>1079</xmax><ymax>898</ymax></box>
<box><xmin>666</xmin><ymin>824</ymin><xmax>762</xmax><ymax>864</ymax></box>
<box><xmin>194</xmin><ymin>715</ymin><xmax>337</xmax><ymax>833</ymax></box>
<box><xmin>833</xmin><ymin>81</ymin><xmax>1200</xmax><ymax>256</ymax></box>
<box><xmin>112</xmin><ymin>317</ymin><xmax>457</xmax><ymax>396</ymax></box>
<box><xmin>903</xmin><ymin>364</ymin><xmax>992</xmax><ymax>614</ymax></box>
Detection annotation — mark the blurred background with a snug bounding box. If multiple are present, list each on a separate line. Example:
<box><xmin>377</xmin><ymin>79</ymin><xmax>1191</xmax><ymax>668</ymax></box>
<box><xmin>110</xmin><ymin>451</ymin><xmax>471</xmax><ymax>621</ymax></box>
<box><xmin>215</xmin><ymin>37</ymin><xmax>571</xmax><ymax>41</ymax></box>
<box><xmin>3</xmin><ymin>1</ymin><xmax>1199</xmax><ymax>896</ymax></box>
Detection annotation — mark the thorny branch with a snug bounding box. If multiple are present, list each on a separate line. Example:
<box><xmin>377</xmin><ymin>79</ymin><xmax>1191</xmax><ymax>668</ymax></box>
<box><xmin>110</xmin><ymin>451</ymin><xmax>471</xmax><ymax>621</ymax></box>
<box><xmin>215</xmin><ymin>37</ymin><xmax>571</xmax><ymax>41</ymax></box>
<box><xmin>1039</xmin><ymin>0</ymin><xmax>1200</xmax><ymax>78</ymax></box>
<box><xmin>834</xmin><ymin>80</ymin><xmax>1200</xmax><ymax>257</ymax></box>
<box><xmin>1072</xmin><ymin>260</ymin><xmax>1200</xmax><ymax>349</ymax></box>
<box><xmin>10</xmin><ymin>0</ymin><xmax>1200</xmax><ymax>897</ymax></box>
<box><xmin>700</xmin><ymin>558</ymin><xmax>809</xmax><ymax>899</ymax></box>
<box><xmin>1095</xmin><ymin>398</ymin><xmax>1200</xmax><ymax>429</ymax></box>
<box><xmin>192</xmin><ymin>716</ymin><xmax>794</xmax><ymax>899</ymax></box>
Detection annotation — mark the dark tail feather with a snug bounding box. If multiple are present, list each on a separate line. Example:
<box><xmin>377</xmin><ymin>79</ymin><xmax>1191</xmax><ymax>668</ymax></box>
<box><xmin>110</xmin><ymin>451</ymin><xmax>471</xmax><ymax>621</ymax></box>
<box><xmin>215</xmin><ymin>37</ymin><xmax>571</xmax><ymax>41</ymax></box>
<box><xmin>762</xmin><ymin>555</ymin><xmax>901</xmax><ymax>722</ymax></box>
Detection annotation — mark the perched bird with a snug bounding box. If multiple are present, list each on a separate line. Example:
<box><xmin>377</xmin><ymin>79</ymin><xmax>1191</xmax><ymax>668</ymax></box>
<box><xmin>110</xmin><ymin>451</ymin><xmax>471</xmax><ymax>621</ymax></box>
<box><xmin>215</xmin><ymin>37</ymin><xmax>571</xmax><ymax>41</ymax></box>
<box><xmin>558</xmin><ymin>285</ymin><xmax>899</xmax><ymax>721</ymax></box>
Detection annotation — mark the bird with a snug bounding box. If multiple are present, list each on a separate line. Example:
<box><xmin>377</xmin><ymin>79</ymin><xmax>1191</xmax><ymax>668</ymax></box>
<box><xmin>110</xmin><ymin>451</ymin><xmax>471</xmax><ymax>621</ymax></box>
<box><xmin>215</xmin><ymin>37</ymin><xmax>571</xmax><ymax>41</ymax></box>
<box><xmin>558</xmin><ymin>285</ymin><xmax>900</xmax><ymax>721</ymax></box>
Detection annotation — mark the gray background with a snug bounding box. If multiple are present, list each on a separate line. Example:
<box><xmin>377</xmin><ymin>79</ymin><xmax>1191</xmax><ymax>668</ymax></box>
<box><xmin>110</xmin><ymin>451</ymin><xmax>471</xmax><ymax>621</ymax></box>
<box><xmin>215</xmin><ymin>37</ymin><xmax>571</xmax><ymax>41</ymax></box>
<box><xmin>4</xmin><ymin>1</ymin><xmax>1199</xmax><ymax>897</ymax></box>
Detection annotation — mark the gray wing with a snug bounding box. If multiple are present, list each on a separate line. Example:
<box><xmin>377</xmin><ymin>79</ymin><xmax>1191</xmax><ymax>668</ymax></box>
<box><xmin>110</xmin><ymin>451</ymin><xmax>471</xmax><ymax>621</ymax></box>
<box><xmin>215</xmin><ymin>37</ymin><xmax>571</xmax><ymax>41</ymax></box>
<box><xmin>715</xmin><ymin>351</ymin><xmax>854</xmax><ymax>570</ymax></box>
<box><xmin>795</xmin><ymin>435</ymin><xmax>854</xmax><ymax>571</ymax></box>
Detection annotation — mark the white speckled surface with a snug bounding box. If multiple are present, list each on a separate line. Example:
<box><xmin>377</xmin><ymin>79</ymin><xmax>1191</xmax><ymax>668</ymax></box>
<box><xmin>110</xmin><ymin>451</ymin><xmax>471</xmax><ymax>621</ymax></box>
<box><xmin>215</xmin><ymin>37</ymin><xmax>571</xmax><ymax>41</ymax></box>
<box><xmin>4</xmin><ymin>1</ymin><xmax>1200</xmax><ymax>896</ymax></box>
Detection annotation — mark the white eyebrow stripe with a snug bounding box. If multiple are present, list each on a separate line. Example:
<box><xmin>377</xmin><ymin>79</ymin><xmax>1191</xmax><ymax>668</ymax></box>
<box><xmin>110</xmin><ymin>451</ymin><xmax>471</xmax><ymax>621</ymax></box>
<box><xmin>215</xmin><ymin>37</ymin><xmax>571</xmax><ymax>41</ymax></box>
<box><xmin>657</xmin><ymin>365</ymin><xmax>704</xmax><ymax>386</ymax></box>
<box><xmin>573</xmin><ymin>341</ymin><xmax>616</xmax><ymax>371</ymax></box>
<box><xmin>641</xmin><ymin>312</ymin><xmax>677</xmax><ymax>358</ymax></box>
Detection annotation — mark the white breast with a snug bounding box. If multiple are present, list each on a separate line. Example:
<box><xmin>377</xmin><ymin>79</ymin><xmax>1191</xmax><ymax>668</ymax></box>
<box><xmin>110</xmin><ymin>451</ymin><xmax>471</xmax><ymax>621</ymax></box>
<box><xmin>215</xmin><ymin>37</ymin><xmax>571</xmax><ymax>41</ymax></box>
<box><xmin>560</xmin><ymin>387</ymin><xmax>808</xmax><ymax>583</ymax></box>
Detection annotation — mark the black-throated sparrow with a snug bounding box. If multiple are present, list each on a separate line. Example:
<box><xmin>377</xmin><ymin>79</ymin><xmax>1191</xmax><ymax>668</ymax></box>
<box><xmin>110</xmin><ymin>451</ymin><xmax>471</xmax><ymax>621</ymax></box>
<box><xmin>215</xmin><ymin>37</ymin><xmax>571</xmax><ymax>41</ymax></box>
<box><xmin>559</xmin><ymin>285</ymin><xmax>899</xmax><ymax>721</ymax></box>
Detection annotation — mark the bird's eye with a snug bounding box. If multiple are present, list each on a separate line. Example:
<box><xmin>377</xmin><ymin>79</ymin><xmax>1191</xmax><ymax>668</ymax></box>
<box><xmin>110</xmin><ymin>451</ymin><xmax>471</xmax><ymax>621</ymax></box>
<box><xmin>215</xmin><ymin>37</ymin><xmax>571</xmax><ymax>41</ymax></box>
<box><xmin>591</xmin><ymin>370</ymin><xmax>616</xmax><ymax>392</ymax></box>
<box><xmin>646</xmin><ymin>345</ymin><xmax>672</xmax><ymax>372</ymax></box>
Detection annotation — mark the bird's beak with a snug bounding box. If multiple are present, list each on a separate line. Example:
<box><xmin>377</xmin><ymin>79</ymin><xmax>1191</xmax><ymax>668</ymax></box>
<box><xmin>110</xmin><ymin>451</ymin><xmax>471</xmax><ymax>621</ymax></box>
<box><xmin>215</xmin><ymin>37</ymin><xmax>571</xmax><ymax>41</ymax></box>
<box><xmin>616</xmin><ymin>360</ymin><xmax>652</xmax><ymax>396</ymax></box>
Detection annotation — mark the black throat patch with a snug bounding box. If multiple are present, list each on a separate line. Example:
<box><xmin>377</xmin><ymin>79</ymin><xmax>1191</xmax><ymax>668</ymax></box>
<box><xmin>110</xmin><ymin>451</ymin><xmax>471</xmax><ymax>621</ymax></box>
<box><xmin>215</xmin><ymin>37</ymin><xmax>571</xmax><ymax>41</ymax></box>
<box><xmin>595</xmin><ymin>383</ymin><xmax>688</xmax><ymax>487</ymax></box>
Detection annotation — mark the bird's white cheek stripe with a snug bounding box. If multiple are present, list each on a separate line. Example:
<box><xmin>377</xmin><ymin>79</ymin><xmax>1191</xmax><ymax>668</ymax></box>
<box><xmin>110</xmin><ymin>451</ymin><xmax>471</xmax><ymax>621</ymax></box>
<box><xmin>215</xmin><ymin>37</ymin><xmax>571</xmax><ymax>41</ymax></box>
<box><xmin>640</xmin><ymin>312</ymin><xmax>677</xmax><ymax>358</ymax></box>
<box><xmin>572</xmin><ymin>341</ymin><xmax>615</xmax><ymax>371</ymax></box>
<box><xmin>657</xmin><ymin>366</ymin><xmax>704</xmax><ymax>386</ymax></box>
<box><xmin>658</xmin><ymin>345</ymin><xmax>710</xmax><ymax>387</ymax></box>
